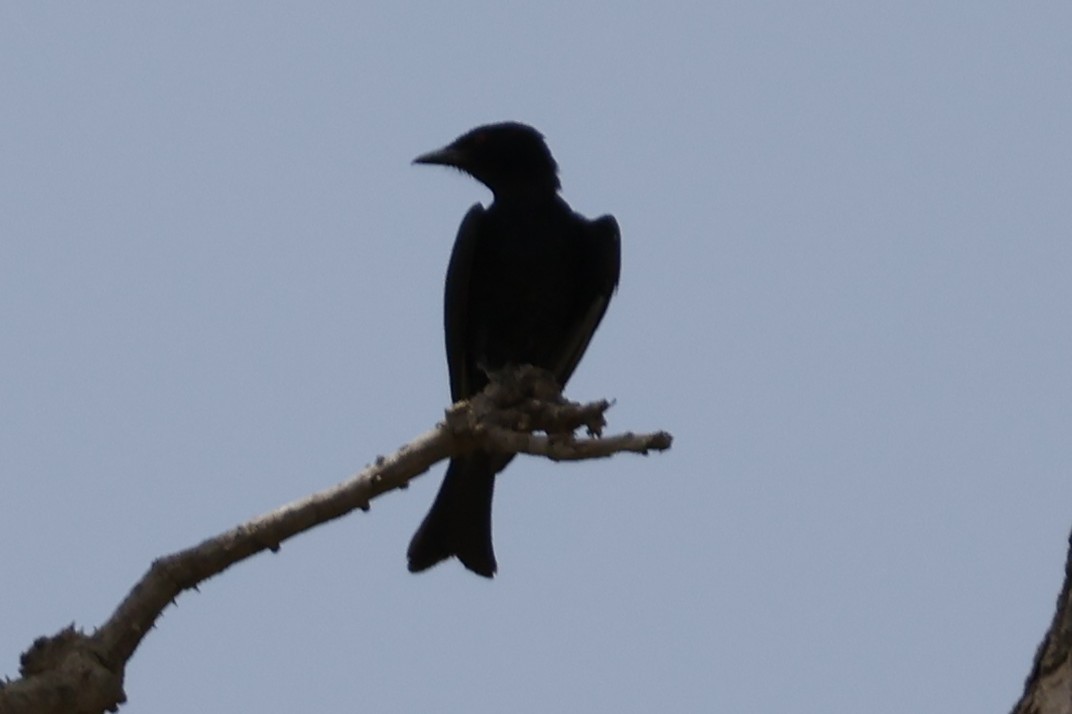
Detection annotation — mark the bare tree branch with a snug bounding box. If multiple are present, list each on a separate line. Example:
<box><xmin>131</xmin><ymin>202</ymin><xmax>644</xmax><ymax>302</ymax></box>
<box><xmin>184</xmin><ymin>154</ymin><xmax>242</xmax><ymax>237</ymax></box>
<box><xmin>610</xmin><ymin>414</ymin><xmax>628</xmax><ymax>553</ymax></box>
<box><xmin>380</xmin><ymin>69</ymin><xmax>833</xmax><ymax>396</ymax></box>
<box><xmin>0</xmin><ymin>367</ymin><xmax>671</xmax><ymax>714</ymax></box>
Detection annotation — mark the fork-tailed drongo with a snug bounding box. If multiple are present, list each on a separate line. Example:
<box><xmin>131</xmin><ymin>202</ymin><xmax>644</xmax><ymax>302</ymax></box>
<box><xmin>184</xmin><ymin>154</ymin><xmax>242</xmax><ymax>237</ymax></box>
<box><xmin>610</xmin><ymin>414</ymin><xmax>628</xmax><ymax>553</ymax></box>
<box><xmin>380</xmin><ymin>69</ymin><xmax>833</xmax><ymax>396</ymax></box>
<box><xmin>407</xmin><ymin>122</ymin><xmax>621</xmax><ymax>577</ymax></box>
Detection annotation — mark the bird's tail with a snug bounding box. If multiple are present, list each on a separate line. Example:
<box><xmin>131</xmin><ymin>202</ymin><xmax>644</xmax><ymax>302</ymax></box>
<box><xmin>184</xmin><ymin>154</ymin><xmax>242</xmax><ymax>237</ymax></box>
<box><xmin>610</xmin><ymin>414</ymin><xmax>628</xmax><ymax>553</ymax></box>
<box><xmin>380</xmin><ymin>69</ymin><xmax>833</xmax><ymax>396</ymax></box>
<box><xmin>407</xmin><ymin>454</ymin><xmax>499</xmax><ymax>578</ymax></box>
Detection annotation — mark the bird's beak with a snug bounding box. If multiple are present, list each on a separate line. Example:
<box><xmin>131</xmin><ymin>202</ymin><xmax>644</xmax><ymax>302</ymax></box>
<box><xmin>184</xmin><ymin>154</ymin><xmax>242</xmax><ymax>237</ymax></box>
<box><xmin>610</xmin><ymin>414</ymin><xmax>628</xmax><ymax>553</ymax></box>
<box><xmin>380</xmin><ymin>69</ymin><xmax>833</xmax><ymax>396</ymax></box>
<box><xmin>413</xmin><ymin>146</ymin><xmax>464</xmax><ymax>168</ymax></box>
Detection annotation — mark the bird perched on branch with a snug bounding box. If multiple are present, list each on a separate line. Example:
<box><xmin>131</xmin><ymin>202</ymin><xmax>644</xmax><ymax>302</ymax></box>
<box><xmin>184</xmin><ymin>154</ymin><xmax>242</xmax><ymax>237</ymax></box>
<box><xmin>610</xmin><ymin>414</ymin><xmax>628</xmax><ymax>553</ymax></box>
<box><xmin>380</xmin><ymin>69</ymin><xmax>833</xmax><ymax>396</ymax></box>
<box><xmin>407</xmin><ymin>122</ymin><xmax>621</xmax><ymax>577</ymax></box>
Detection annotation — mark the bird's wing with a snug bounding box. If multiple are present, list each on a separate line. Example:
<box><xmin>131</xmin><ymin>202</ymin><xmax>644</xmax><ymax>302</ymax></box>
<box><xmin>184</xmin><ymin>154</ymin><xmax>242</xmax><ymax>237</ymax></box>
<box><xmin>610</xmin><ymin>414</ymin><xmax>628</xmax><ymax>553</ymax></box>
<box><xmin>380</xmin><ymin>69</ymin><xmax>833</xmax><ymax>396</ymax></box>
<box><xmin>444</xmin><ymin>204</ymin><xmax>486</xmax><ymax>402</ymax></box>
<box><xmin>553</xmin><ymin>214</ymin><xmax>622</xmax><ymax>385</ymax></box>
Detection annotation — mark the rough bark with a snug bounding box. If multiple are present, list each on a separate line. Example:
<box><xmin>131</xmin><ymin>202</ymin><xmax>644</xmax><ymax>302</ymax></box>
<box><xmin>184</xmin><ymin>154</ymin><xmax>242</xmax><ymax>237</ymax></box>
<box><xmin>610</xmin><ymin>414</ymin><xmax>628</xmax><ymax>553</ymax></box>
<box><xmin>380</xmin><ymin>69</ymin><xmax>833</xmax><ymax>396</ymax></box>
<box><xmin>1013</xmin><ymin>530</ymin><xmax>1072</xmax><ymax>714</ymax></box>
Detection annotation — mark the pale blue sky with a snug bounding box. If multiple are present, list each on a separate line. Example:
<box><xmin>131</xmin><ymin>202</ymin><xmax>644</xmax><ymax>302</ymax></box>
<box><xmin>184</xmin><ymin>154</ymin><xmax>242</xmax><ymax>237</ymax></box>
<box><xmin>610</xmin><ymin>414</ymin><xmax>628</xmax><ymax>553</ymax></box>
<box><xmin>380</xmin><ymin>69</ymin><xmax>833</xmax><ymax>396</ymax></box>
<box><xmin>2</xmin><ymin>3</ymin><xmax>1070</xmax><ymax>712</ymax></box>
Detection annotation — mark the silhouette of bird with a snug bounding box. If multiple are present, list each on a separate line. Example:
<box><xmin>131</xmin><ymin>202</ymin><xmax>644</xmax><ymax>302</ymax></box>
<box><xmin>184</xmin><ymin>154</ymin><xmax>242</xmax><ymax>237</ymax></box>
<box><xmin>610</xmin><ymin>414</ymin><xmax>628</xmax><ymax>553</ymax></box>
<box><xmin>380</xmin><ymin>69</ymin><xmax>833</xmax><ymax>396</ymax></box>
<box><xmin>408</xmin><ymin>122</ymin><xmax>621</xmax><ymax>577</ymax></box>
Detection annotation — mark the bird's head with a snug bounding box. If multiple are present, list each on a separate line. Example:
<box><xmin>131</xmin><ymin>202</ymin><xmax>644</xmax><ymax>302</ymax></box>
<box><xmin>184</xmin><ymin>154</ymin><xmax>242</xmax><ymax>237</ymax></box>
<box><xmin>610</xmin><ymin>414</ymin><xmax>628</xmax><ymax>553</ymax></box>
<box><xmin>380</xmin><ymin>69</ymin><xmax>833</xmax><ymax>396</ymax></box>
<box><xmin>413</xmin><ymin>122</ymin><xmax>560</xmax><ymax>196</ymax></box>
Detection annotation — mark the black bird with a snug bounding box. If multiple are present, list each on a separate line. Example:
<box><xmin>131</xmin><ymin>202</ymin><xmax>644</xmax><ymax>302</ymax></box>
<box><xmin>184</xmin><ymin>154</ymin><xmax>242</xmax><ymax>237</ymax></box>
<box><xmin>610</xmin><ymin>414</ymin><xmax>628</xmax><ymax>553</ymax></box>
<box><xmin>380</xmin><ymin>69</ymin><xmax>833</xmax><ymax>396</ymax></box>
<box><xmin>407</xmin><ymin>122</ymin><xmax>621</xmax><ymax>577</ymax></box>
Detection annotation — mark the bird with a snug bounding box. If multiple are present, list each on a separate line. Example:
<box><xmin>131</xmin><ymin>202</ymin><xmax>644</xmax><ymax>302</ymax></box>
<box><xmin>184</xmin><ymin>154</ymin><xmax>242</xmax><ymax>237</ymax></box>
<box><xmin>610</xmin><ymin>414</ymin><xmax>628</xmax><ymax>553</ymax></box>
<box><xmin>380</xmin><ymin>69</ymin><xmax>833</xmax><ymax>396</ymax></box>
<box><xmin>407</xmin><ymin>122</ymin><xmax>621</xmax><ymax>578</ymax></box>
